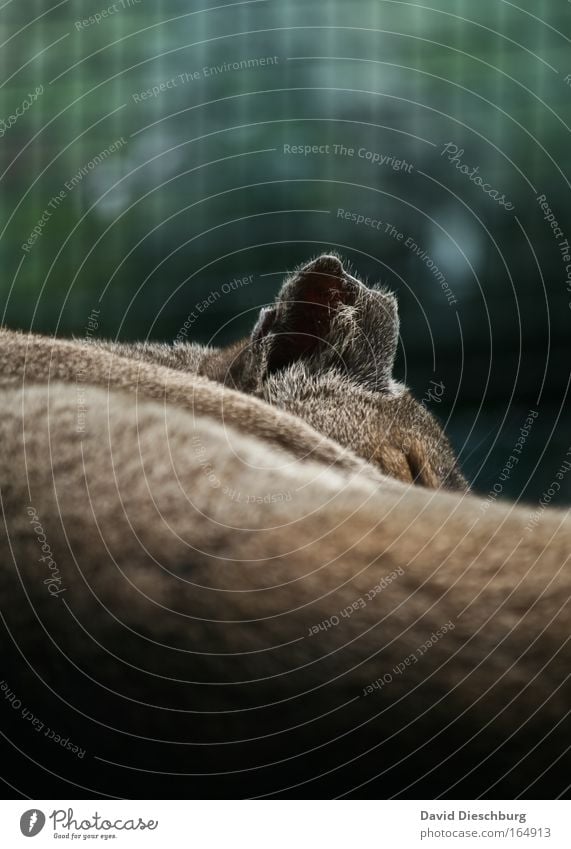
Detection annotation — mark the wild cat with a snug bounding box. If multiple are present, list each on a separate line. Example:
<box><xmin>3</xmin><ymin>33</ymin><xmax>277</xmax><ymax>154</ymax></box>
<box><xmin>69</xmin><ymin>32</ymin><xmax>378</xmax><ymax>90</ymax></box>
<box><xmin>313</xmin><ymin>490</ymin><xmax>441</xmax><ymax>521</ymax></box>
<box><xmin>0</xmin><ymin>254</ymin><xmax>466</xmax><ymax>489</ymax></box>
<box><xmin>3</xmin><ymin>256</ymin><xmax>566</xmax><ymax>800</ymax></box>
<box><xmin>0</xmin><ymin>376</ymin><xmax>568</xmax><ymax>800</ymax></box>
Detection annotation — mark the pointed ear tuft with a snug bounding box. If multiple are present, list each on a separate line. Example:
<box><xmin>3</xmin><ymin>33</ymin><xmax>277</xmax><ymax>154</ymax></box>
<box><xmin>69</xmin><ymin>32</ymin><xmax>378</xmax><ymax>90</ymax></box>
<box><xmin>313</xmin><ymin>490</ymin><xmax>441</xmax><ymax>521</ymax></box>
<box><xmin>253</xmin><ymin>254</ymin><xmax>360</xmax><ymax>374</ymax></box>
<box><xmin>251</xmin><ymin>306</ymin><xmax>277</xmax><ymax>343</ymax></box>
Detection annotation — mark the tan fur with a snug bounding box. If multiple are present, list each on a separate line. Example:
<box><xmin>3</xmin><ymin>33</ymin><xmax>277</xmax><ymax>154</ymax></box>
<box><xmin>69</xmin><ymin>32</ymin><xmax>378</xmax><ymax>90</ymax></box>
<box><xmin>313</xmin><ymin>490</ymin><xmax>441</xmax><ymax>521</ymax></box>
<box><xmin>0</xmin><ymin>381</ymin><xmax>569</xmax><ymax>798</ymax></box>
<box><xmin>0</xmin><ymin>327</ymin><xmax>381</xmax><ymax>483</ymax></box>
<box><xmin>1</xmin><ymin>256</ymin><xmax>565</xmax><ymax>798</ymax></box>
<box><xmin>0</xmin><ymin>255</ymin><xmax>467</xmax><ymax>490</ymax></box>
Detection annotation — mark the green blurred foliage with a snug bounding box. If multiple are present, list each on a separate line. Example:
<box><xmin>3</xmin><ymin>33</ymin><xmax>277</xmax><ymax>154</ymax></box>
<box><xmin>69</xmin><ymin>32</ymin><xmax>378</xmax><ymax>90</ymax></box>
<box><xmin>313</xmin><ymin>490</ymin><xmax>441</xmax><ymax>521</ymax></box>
<box><xmin>1</xmin><ymin>0</ymin><xmax>570</xmax><ymax>504</ymax></box>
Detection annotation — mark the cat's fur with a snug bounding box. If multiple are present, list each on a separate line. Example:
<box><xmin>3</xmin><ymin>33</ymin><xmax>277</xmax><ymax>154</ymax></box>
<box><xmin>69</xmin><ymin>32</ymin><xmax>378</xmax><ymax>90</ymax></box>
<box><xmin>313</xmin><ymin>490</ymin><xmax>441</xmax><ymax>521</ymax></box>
<box><xmin>1</xmin><ymin>255</ymin><xmax>566</xmax><ymax>800</ymax></box>
<box><xmin>0</xmin><ymin>255</ymin><xmax>466</xmax><ymax>490</ymax></box>
<box><xmin>0</xmin><ymin>380</ymin><xmax>568</xmax><ymax>799</ymax></box>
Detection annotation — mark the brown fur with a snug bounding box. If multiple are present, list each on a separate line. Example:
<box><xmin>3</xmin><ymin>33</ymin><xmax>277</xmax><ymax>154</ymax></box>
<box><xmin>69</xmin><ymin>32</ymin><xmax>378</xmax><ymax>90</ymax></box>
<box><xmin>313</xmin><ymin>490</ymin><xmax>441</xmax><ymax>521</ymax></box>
<box><xmin>3</xmin><ymin>256</ymin><xmax>565</xmax><ymax>800</ymax></box>
<box><xmin>1</xmin><ymin>255</ymin><xmax>466</xmax><ymax>490</ymax></box>
<box><xmin>0</xmin><ymin>327</ymin><xmax>379</xmax><ymax>482</ymax></box>
<box><xmin>0</xmin><ymin>381</ymin><xmax>569</xmax><ymax>799</ymax></box>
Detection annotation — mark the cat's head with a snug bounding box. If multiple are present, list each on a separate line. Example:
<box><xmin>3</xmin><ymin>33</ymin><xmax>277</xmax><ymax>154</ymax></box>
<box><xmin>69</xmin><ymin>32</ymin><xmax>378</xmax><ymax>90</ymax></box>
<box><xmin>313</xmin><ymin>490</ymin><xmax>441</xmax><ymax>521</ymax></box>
<box><xmin>223</xmin><ymin>254</ymin><xmax>467</xmax><ymax>491</ymax></box>
<box><xmin>230</xmin><ymin>253</ymin><xmax>400</xmax><ymax>395</ymax></box>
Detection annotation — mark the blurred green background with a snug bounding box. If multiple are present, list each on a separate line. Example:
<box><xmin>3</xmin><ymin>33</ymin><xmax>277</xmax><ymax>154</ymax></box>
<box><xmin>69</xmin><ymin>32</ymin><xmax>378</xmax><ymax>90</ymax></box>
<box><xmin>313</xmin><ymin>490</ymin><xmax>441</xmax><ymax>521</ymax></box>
<box><xmin>1</xmin><ymin>0</ymin><xmax>570</xmax><ymax>506</ymax></box>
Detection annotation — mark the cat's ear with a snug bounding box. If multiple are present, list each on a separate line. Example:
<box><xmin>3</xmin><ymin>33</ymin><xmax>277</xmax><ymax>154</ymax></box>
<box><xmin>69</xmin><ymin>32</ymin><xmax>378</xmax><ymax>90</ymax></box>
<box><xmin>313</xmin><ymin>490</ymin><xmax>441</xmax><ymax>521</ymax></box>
<box><xmin>252</xmin><ymin>254</ymin><xmax>399</xmax><ymax>392</ymax></box>
<box><xmin>251</xmin><ymin>254</ymin><xmax>360</xmax><ymax>374</ymax></box>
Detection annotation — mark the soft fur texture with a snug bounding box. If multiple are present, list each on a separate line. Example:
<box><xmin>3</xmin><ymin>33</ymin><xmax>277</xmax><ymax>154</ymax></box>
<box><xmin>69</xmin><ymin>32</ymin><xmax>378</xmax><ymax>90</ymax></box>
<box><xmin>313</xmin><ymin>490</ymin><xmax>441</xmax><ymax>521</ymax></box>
<box><xmin>1</xmin><ymin>255</ymin><xmax>466</xmax><ymax>489</ymax></box>
<box><xmin>0</xmin><ymin>327</ymin><xmax>378</xmax><ymax>482</ymax></box>
<box><xmin>0</xmin><ymin>382</ymin><xmax>569</xmax><ymax>799</ymax></box>
<box><xmin>0</xmin><ymin>255</ymin><xmax>566</xmax><ymax>800</ymax></box>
